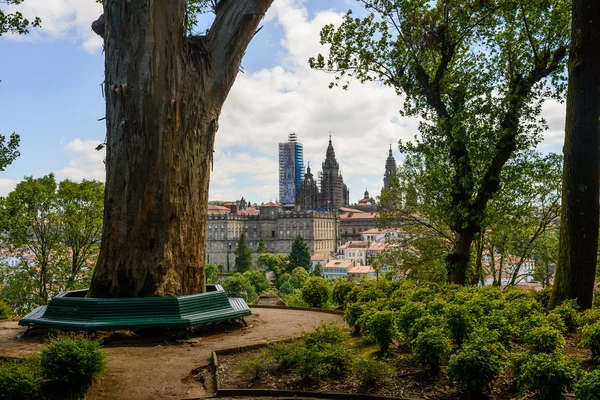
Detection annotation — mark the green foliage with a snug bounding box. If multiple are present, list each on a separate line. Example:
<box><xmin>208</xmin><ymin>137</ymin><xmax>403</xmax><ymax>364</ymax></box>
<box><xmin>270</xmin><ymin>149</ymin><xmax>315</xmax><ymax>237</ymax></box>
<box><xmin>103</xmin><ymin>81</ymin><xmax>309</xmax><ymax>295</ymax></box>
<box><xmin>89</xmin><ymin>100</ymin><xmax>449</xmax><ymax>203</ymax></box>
<box><xmin>535</xmin><ymin>286</ymin><xmax>554</xmax><ymax>309</ymax></box>
<box><xmin>40</xmin><ymin>337</ymin><xmax>105</xmax><ymax>388</ymax></box>
<box><xmin>397</xmin><ymin>302</ymin><xmax>426</xmax><ymax>339</ymax></box>
<box><xmin>0</xmin><ymin>133</ymin><xmax>20</xmax><ymax>171</ymax></box>
<box><xmin>447</xmin><ymin>340</ymin><xmax>501</xmax><ymax>398</ymax></box>
<box><xmin>300</xmin><ymin>277</ymin><xmax>330</xmax><ymax>308</ymax></box>
<box><xmin>281</xmin><ymin>291</ymin><xmax>309</xmax><ymax>307</ymax></box>
<box><xmin>234</xmin><ymin>233</ymin><xmax>252</xmax><ymax>273</ymax></box>
<box><xmin>578</xmin><ymin>308</ymin><xmax>600</xmax><ymax>328</ymax></box>
<box><xmin>243</xmin><ymin>269</ymin><xmax>270</xmax><ymax>295</ymax></box>
<box><xmin>344</xmin><ymin>302</ymin><xmax>365</xmax><ymax>332</ymax></box>
<box><xmin>0</xmin><ymin>299</ymin><xmax>10</xmax><ymax>320</ymax></box>
<box><xmin>575</xmin><ymin>369</ymin><xmax>600</xmax><ymax>400</ymax></box>
<box><xmin>0</xmin><ymin>357</ymin><xmax>43</xmax><ymax>400</ymax></box>
<box><xmin>205</xmin><ymin>263</ymin><xmax>218</xmax><ymax>283</ymax></box>
<box><xmin>445</xmin><ymin>303</ymin><xmax>473</xmax><ymax>346</ymax></box>
<box><xmin>524</xmin><ymin>326</ymin><xmax>566</xmax><ymax>354</ymax></box>
<box><xmin>332</xmin><ymin>279</ymin><xmax>354</xmax><ymax>307</ymax></box>
<box><xmin>552</xmin><ymin>299</ymin><xmax>581</xmax><ymax>331</ymax></box>
<box><xmin>256</xmin><ymin>236</ymin><xmax>266</xmax><ymax>253</ymax></box>
<box><xmin>269</xmin><ymin>341</ymin><xmax>304</xmax><ymax>371</ymax></box>
<box><xmin>221</xmin><ymin>273</ymin><xmax>258</xmax><ymax>303</ymax></box>
<box><xmin>288</xmin><ymin>236</ymin><xmax>311</xmax><ymax>271</ymax></box>
<box><xmin>291</xmin><ymin>267</ymin><xmax>309</xmax><ymax>287</ymax></box>
<box><xmin>0</xmin><ymin>2</ymin><xmax>41</xmax><ymax>36</ymax></box>
<box><xmin>313</xmin><ymin>262</ymin><xmax>324</xmax><ymax>277</ymax></box>
<box><xmin>409</xmin><ymin>314</ymin><xmax>441</xmax><ymax>341</ymax></box>
<box><xmin>580</xmin><ymin>322</ymin><xmax>600</xmax><ymax>358</ymax></box>
<box><xmin>411</xmin><ymin>327</ymin><xmax>451</xmax><ymax>372</ymax></box>
<box><xmin>239</xmin><ymin>355</ymin><xmax>267</xmax><ymax>382</ymax></box>
<box><xmin>304</xmin><ymin>323</ymin><xmax>347</xmax><ymax>348</ymax></box>
<box><xmin>360</xmin><ymin>310</ymin><xmax>397</xmax><ymax>352</ymax></box>
<box><xmin>257</xmin><ymin>253</ymin><xmax>288</xmax><ymax>278</ymax></box>
<box><xmin>353</xmin><ymin>358</ymin><xmax>392</xmax><ymax>389</ymax></box>
<box><xmin>516</xmin><ymin>352</ymin><xmax>581</xmax><ymax>400</ymax></box>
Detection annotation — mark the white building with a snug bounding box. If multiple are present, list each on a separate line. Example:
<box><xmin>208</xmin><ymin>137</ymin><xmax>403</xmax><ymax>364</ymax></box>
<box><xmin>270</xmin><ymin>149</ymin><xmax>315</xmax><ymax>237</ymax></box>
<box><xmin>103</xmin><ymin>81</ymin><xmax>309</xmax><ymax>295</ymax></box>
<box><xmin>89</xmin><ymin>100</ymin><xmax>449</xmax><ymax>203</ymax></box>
<box><xmin>323</xmin><ymin>259</ymin><xmax>355</xmax><ymax>279</ymax></box>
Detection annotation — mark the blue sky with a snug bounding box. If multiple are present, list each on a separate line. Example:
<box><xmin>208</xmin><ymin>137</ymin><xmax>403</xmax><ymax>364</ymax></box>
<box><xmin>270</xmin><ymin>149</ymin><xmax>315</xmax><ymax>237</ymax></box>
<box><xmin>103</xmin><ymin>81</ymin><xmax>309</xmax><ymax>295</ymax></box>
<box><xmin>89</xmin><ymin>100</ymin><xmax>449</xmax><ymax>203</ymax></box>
<box><xmin>0</xmin><ymin>0</ymin><xmax>566</xmax><ymax>202</ymax></box>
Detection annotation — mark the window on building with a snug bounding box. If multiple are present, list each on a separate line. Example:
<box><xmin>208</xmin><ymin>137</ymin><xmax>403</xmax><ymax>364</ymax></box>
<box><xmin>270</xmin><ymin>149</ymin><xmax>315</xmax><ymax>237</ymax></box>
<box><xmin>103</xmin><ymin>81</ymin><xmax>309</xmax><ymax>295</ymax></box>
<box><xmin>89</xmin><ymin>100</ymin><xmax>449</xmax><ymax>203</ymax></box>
<box><xmin>271</xmin><ymin>230</ymin><xmax>275</xmax><ymax>238</ymax></box>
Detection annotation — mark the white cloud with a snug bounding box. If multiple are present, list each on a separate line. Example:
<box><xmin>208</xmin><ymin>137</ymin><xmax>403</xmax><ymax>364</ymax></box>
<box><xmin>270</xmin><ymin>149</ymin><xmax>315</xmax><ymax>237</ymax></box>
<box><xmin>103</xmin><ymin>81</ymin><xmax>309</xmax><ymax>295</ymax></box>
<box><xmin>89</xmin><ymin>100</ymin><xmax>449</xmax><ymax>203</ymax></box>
<box><xmin>0</xmin><ymin>178</ymin><xmax>19</xmax><ymax>197</ymax></box>
<box><xmin>54</xmin><ymin>138</ymin><xmax>105</xmax><ymax>182</ymax></box>
<box><xmin>212</xmin><ymin>0</ymin><xmax>415</xmax><ymax>203</ymax></box>
<box><xmin>1</xmin><ymin>0</ymin><xmax>102</xmax><ymax>52</ymax></box>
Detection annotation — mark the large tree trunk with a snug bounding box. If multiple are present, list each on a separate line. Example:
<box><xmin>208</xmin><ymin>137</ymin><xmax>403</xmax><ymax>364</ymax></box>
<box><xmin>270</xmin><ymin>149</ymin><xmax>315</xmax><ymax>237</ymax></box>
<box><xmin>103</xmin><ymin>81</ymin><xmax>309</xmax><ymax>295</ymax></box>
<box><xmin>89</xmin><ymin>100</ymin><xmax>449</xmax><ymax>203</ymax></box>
<box><xmin>89</xmin><ymin>0</ymin><xmax>273</xmax><ymax>298</ymax></box>
<box><xmin>551</xmin><ymin>0</ymin><xmax>600</xmax><ymax>310</ymax></box>
<box><xmin>446</xmin><ymin>228</ymin><xmax>477</xmax><ymax>285</ymax></box>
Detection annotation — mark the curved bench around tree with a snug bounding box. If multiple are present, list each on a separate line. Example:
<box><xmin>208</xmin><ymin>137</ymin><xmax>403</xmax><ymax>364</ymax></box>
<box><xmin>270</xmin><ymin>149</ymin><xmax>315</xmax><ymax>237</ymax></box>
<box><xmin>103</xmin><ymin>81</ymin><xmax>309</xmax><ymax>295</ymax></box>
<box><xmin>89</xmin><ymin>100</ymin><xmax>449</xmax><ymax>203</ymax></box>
<box><xmin>19</xmin><ymin>284</ymin><xmax>251</xmax><ymax>331</ymax></box>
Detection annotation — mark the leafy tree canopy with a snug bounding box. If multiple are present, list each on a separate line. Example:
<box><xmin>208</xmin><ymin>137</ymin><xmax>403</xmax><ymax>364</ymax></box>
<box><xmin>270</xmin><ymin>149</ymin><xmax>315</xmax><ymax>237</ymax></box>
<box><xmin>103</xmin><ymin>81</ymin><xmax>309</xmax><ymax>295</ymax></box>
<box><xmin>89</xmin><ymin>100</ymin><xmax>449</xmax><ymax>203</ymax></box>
<box><xmin>234</xmin><ymin>233</ymin><xmax>253</xmax><ymax>273</ymax></box>
<box><xmin>289</xmin><ymin>236</ymin><xmax>311</xmax><ymax>271</ymax></box>
<box><xmin>0</xmin><ymin>0</ymin><xmax>41</xmax><ymax>36</ymax></box>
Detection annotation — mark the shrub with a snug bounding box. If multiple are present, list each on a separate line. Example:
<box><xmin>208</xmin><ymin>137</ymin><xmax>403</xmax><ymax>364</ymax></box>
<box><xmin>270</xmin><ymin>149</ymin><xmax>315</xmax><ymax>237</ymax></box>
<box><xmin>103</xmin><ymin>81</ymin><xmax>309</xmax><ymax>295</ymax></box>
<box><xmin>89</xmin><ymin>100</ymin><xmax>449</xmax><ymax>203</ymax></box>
<box><xmin>344</xmin><ymin>302</ymin><xmax>365</xmax><ymax>332</ymax></box>
<box><xmin>445</xmin><ymin>304</ymin><xmax>473</xmax><ymax>346</ymax></box>
<box><xmin>269</xmin><ymin>341</ymin><xmax>304</xmax><ymax>370</ymax></box>
<box><xmin>282</xmin><ymin>291</ymin><xmax>308</xmax><ymax>307</ymax></box>
<box><xmin>534</xmin><ymin>286</ymin><xmax>553</xmax><ymax>309</ymax></box>
<box><xmin>479</xmin><ymin>314</ymin><xmax>514</xmax><ymax>348</ymax></box>
<box><xmin>295</xmin><ymin>343</ymin><xmax>353</xmax><ymax>382</ymax></box>
<box><xmin>221</xmin><ymin>273</ymin><xmax>258</xmax><ymax>303</ymax></box>
<box><xmin>575</xmin><ymin>368</ymin><xmax>600</xmax><ymax>400</ymax></box>
<box><xmin>516</xmin><ymin>352</ymin><xmax>581</xmax><ymax>400</ymax></box>
<box><xmin>447</xmin><ymin>343</ymin><xmax>501</xmax><ymax>398</ymax></box>
<box><xmin>300</xmin><ymin>277</ymin><xmax>330</xmax><ymax>308</ymax></box>
<box><xmin>409</xmin><ymin>314</ymin><xmax>442</xmax><ymax>341</ymax></box>
<box><xmin>239</xmin><ymin>356</ymin><xmax>267</xmax><ymax>382</ymax></box>
<box><xmin>353</xmin><ymin>358</ymin><xmax>392</xmax><ymax>389</ymax></box>
<box><xmin>291</xmin><ymin>267</ymin><xmax>309</xmax><ymax>287</ymax></box>
<box><xmin>546</xmin><ymin>312</ymin><xmax>568</xmax><ymax>334</ymax></box>
<box><xmin>524</xmin><ymin>326</ymin><xmax>566</xmax><ymax>354</ymax></box>
<box><xmin>411</xmin><ymin>327</ymin><xmax>451</xmax><ymax>372</ymax></box>
<box><xmin>362</xmin><ymin>310</ymin><xmax>397</xmax><ymax>352</ymax></box>
<box><xmin>304</xmin><ymin>322</ymin><xmax>347</xmax><ymax>348</ymax></box>
<box><xmin>332</xmin><ymin>279</ymin><xmax>354</xmax><ymax>307</ymax></box>
<box><xmin>40</xmin><ymin>337</ymin><xmax>106</xmax><ymax>388</ymax></box>
<box><xmin>578</xmin><ymin>308</ymin><xmax>600</xmax><ymax>328</ymax></box>
<box><xmin>397</xmin><ymin>302</ymin><xmax>426</xmax><ymax>339</ymax></box>
<box><xmin>551</xmin><ymin>299</ymin><xmax>581</xmax><ymax>332</ymax></box>
<box><xmin>580</xmin><ymin>322</ymin><xmax>600</xmax><ymax>358</ymax></box>
<box><xmin>243</xmin><ymin>269</ymin><xmax>270</xmax><ymax>295</ymax></box>
<box><xmin>0</xmin><ymin>299</ymin><xmax>10</xmax><ymax>320</ymax></box>
<box><xmin>0</xmin><ymin>357</ymin><xmax>43</xmax><ymax>400</ymax></box>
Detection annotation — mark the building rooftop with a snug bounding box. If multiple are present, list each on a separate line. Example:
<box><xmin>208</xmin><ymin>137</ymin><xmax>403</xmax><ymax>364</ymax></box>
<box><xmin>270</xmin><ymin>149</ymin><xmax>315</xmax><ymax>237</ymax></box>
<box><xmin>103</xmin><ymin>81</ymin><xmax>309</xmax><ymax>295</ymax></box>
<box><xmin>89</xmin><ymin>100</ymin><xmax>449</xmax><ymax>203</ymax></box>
<box><xmin>324</xmin><ymin>260</ymin><xmax>355</xmax><ymax>269</ymax></box>
<box><xmin>348</xmin><ymin>265</ymin><xmax>375</xmax><ymax>274</ymax></box>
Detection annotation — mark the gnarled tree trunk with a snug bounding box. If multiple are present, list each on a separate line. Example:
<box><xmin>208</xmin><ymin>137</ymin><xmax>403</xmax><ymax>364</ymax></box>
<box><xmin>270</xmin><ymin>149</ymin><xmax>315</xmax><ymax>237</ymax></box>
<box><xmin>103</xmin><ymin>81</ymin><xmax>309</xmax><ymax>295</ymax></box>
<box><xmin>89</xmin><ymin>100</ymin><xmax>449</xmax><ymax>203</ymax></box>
<box><xmin>551</xmin><ymin>0</ymin><xmax>600</xmax><ymax>310</ymax></box>
<box><xmin>89</xmin><ymin>0</ymin><xmax>273</xmax><ymax>297</ymax></box>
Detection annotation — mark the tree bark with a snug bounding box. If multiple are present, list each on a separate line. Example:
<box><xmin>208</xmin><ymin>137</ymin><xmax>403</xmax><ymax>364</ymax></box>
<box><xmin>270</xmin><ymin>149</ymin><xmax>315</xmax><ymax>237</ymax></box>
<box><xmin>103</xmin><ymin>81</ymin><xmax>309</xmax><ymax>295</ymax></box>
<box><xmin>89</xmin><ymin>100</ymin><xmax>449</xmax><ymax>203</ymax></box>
<box><xmin>89</xmin><ymin>0</ymin><xmax>273</xmax><ymax>297</ymax></box>
<box><xmin>551</xmin><ymin>0</ymin><xmax>600</xmax><ymax>310</ymax></box>
<box><xmin>446</xmin><ymin>228</ymin><xmax>477</xmax><ymax>285</ymax></box>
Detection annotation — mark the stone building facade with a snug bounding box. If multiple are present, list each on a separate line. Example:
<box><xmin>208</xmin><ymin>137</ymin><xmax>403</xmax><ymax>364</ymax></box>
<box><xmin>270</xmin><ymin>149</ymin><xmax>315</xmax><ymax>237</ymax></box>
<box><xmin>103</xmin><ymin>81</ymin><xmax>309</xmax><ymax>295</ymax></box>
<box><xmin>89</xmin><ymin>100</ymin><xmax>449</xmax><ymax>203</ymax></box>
<box><xmin>383</xmin><ymin>145</ymin><xmax>398</xmax><ymax>191</ymax></box>
<box><xmin>206</xmin><ymin>203</ymin><xmax>338</xmax><ymax>271</ymax></box>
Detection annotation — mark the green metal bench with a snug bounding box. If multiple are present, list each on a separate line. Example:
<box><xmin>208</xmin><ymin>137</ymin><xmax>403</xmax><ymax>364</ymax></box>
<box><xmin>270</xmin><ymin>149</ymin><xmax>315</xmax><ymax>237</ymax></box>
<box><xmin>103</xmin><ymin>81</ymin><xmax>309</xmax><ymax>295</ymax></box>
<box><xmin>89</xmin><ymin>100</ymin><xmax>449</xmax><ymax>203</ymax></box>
<box><xmin>19</xmin><ymin>284</ymin><xmax>251</xmax><ymax>331</ymax></box>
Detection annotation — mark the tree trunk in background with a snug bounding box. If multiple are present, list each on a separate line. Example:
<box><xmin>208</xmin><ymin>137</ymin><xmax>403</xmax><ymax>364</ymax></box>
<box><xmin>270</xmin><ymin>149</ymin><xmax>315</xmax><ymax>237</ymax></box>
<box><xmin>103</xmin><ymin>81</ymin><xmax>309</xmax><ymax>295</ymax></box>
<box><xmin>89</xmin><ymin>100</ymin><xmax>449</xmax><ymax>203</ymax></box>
<box><xmin>89</xmin><ymin>0</ymin><xmax>273</xmax><ymax>297</ymax></box>
<box><xmin>446</xmin><ymin>229</ymin><xmax>476</xmax><ymax>285</ymax></box>
<box><xmin>551</xmin><ymin>0</ymin><xmax>600</xmax><ymax>310</ymax></box>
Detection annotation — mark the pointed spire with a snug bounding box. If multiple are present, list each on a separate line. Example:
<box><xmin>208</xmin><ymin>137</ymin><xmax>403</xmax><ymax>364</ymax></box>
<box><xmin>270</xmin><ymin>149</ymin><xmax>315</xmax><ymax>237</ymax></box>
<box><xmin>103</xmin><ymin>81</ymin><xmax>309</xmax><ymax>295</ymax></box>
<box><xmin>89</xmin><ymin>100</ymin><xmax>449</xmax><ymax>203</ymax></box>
<box><xmin>389</xmin><ymin>143</ymin><xmax>393</xmax><ymax>156</ymax></box>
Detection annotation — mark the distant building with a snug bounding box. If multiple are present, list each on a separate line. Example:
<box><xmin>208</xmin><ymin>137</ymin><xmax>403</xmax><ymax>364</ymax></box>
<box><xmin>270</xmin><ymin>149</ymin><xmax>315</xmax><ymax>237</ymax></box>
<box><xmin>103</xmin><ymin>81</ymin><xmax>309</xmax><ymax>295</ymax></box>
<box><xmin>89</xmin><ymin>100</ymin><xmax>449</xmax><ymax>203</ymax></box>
<box><xmin>347</xmin><ymin>265</ymin><xmax>376</xmax><ymax>280</ymax></box>
<box><xmin>323</xmin><ymin>259</ymin><xmax>355</xmax><ymax>279</ymax></box>
<box><xmin>278</xmin><ymin>133</ymin><xmax>304</xmax><ymax>206</ymax></box>
<box><xmin>339</xmin><ymin>210</ymin><xmax>378</xmax><ymax>242</ymax></box>
<box><xmin>383</xmin><ymin>144</ymin><xmax>397</xmax><ymax>191</ymax></box>
<box><xmin>319</xmin><ymin>136</ymin><xmax>350</xmax><ymax>211</ymax></box>
<box><xmin>206</xmin><ymin>201</ymin><xmax>336</xmax><ymax>270</ymax></box>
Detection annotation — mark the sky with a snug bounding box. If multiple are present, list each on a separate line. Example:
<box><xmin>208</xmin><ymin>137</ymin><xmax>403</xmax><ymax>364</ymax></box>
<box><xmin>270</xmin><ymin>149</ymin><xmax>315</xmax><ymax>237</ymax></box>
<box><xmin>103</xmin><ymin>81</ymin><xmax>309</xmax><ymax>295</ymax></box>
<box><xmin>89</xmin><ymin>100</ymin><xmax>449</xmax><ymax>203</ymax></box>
<box><xmin>0</xmin><ymin>0</ymin><xmax>567</xmax><ymax>203</ymax></box>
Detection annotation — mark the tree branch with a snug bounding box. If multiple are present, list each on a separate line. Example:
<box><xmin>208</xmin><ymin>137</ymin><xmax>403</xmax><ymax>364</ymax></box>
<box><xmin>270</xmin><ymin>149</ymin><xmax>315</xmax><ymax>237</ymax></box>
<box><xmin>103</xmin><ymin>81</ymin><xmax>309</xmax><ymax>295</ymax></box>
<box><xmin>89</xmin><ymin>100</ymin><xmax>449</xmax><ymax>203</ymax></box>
<box><xmin>205</xmin><ymin>0</ymin><xmax>273</xmax><ymax>105</ymax></box>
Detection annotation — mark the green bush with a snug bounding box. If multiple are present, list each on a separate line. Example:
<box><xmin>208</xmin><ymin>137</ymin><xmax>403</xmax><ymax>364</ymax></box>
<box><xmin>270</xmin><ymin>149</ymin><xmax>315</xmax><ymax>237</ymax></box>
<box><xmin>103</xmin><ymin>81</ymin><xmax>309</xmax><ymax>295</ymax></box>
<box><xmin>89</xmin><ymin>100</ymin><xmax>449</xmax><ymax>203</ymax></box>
<box><xmin>239</xmin><ymin>355</ymin><xmax>267</xmax><ymax>382</ymax></box>
<box><xmin>40</xmin><ymin>337</ymin><xmax>106</xmax><ymax>387</ymax></box>
<box><xmin>397</xmin><ymin>302</ymin><xmax>426</xmax><ymax>339</ymax></box>
<box><xmin>361</xmin><ymin>310</ymin><xmax>397</xmax><ymax>352</ymax></box>
<box><xmin>411</xmin><ymin>327</ymin><xmax>451</xmax><ymax>372</ymax></box>
<box><xmin>304</xmin><ymin>322</ymin><xmax>347</xmax><ymax>348</ymax></box>
<box><xmin>580</xmin><ymin>322</ymin><xmax>600</xmax><ymax>358</ymax></box>
<box><xmin>294</xmin><ymin>343</ymin><xmax>353</xmax><ymax>382</ymax></box>
<box><xmin>0</xmin><ymin>357</ymin><xmax>43</xmax><ymax>400</ymax></box>
<box><xmin>446</xmin><ymin>341</ymin><xmax>501</xmax><ymax>398</ymax></box>
<box><xmin>534</xmin><ymin>286</ymin><xmax>553</xmax><ymax>309</ymax></box>
<box><xmin>269</xmin><ymin>341</ymin><xmax>304</xmax><ymax>371</ymax></box>
<box><xmin>445</xmin><ymin>304</ymin><xmax>473</xmax><ymax>346</ymax></box>
<box><xmin>344</xmin><ymin>302</ymin><xmax>365</xmax><ymax>332</ymax></box>
<box><xmin>0</xmin><ymin>299</ymin><xmax>10</xmax><ymax>320</ymax></box>
<box><xmin>282</xmin><ymin>291</ymin><xmax>309</xmax><ymax>307</ymax></box>
<box><xmin>524</xmin><ymin>326</ymin><xmax>566</xmax><ymax>354</ymax></box>
<box><xmin>300</xmin><ymin>277</ymin><xmax>330</xmax><ymax>308</ymax></box>
<box><xmin>332</xmin><ymin>279</ymin><xmax>355</xmax><ymax>307</ymax></box>
<box><xmin>221</xmin><ymin>273</ymin><xmax>258</xmax><ymax>303</ymax></box>
<box><xmin>575</xmin><ymin>368</ymin><xmax>600</xmax><ymax>400</ymax></box>
<box><xmin>480</xmin><ymin>314</ymin><xmax>514</xmax><ymax>348</ymax></box>
<box><xmin>517</xmin><ymin>352</ymin><xmax>581</xmax><ymax>400</ymax></box>
<box><xmin>552</xmin><ymin>299</ymin><xmax>581</xmax><ymax>332</ymax></box>
<box><xmin>546</xmin><ymin>312</ymin><xmax>568</xmax><ymax>334</ymax></box>
<box><xmin>243</xmin><ymin>269</ymin><xmax>270</xmax><ymax>295</ymax></box>
<box><xmin>353</xmin><ymin>358</ymin><xmax>392</xmax><ymax>389</ymax></box>
<box><xmin>578</xmin><ymin>308</ymin><xmax>600</xmax><ymax>328</ymax></box>
<box><xmin>409</xmin><ymin>314</ymin><xmax>442</xmax><ymax>341</ymax></box>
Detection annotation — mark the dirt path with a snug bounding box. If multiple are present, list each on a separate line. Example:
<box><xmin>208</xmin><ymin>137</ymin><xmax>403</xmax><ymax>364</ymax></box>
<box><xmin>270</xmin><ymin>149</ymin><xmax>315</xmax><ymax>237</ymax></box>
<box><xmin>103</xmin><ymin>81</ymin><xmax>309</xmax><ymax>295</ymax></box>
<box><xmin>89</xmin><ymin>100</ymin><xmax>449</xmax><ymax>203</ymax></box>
<box><xmin>0</xmin><ymin>308</ymin><xmax>343</xmax><ymax>400</ymax></box>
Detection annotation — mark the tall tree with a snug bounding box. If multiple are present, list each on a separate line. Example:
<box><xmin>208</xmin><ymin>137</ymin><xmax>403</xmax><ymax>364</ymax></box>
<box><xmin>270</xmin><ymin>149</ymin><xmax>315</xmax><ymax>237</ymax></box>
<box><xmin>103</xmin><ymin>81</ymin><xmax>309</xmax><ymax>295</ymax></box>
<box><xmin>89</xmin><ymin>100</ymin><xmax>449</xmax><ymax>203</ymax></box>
<box><xmin>289</xmin><ymin>236</ymin><xmax>311</xmax><ymax>272</ymax></box>
<box><xmin>57</xmin><ymin>180</ymin><xmax>104</xmax><ymax>290</ymax></box>
<box><xmin>551</xmin><ymin>0</ymin><xmax>600</xmax><ymax>310</ymax></box>
<box><xmin>2</xmin><ymin>175</ymin><xmax>65</xmax><ymax>303</ymax></box>
<box><xmin>0</xmin><ymin>0</ymin><xmax>40</xmax><ymax>36</ymax></box>
<box><xmin>88</xmin><ymin>0</ymin><xmax>274</xmax><ymax>297</ymax></box>
<box><xmin>256</xmin><ymin>236</ymin><xmax>266</xmax><ymax>253</ymax></box>
<box><xmin>234</xmin><ymin>233</ymin><xmax>252</xmax><ymax>273</ymax></box>
<box><xmin>0</xmin><ymin>133</ymin><xmax>19</xmax><ymax>171</ymax></box>
<box><xmin>311</xmin><ymin>0</ymin><xmax>569</xmax><ymax>284</ymax></box>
